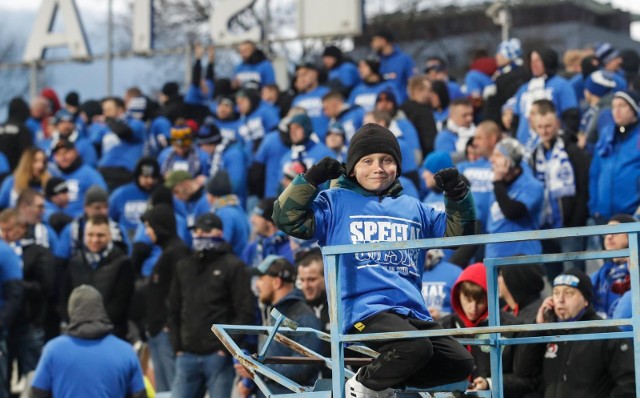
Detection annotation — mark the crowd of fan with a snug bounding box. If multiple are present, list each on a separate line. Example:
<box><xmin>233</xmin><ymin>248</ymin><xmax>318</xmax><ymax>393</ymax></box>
<box><xmin>0</xmin><ymin>29</ymin><xmax>639</xmax><ymax>397</ymax></box>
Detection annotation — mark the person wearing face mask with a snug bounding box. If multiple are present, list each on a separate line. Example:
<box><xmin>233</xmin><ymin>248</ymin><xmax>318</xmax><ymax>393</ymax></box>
<box><xmin>168</xmin><ymin>213</ymin><xmax>254</xmax><ymax>398</ymax></box>
<box><xmin>140</xmin><ymin>203</ymin><xmax>191</xmax><ymax>393</ymax></box>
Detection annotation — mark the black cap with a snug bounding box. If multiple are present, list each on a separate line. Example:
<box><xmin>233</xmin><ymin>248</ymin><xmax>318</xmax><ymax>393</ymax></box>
<box><xmin>206</xmin><ymin>170</ymin><xmax>232</xmax><ymax>197</ymax></box>
<box><xmin>251</xmin><ymin>255</ymin><xmax>296</xmax><ymax>283</ymax></box>
<box><xmin>52</xmin><ymin>139</ymin><xmax>75</xmax><ymax>154</ymax></box>
<box><xmin>553</xmin><ymin>269</ymin><xmax>593</xmax><ymax>303</ymax></box>
<box><xmin>197</xmin><ymin>116</ymin><xmax>223</xmax><ymax>145</ymax></box>
<box><xmin>45</xmin><ymin>177</ymin><xmax>68</xmax><ymax>199</ymax></box>
<box><xmin>360</xmin><ymin>56</ymin><xmax>381</xmax><ymax>76</ymax></box>
<box><xmin>191</xmin><ymin>213</ymin><xmax>223</xmax><ymax>232</ymax></box>
<box><xmin>346</xmin><ymin>123</ymin><xmax>402</xmax><ymax>176</ymax></box>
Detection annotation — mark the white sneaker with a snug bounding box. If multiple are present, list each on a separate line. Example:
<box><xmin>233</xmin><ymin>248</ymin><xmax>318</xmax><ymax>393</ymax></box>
<box><xmin>344</xmin><ymin>370</ymin><xmax>395</xmax><ymax>398</ymax></box>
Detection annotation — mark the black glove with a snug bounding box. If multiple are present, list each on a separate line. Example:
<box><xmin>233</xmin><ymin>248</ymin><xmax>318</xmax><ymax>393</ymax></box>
<box><xmin>434</xmin><ymin>167</ymin><xmax>469</xmax><ymax>201</ymax></box>
<box><xmin>304</xmin><ymin>157</ymin><xmax>344</xmax><ymax>187</ymax></box>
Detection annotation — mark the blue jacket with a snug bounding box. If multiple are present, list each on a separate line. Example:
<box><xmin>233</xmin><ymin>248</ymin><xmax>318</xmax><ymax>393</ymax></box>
<box><xmin>464</xmin><ymin>70</ymin><xmax>493</xmax><ymax>98</ymax></box>
<box><xmin>238</xmin><ymin>102</ymin><xmax>279</xmax><ymax>150</ymax></box>
<box><xmin>328</xmin><ymin>62</ymin><xmax>361</xmax><ymax>93</ymax></box>
<box><xmin>0</xmin><ymin>176</ymin><xmax>43</xmax><ymax>209</ymax></box>
<box><xmin>335</xmin><ymin>105</ymin><xmax>365</xmax><ymax>143</ymax></box>
<box><xmin>212</xmin><ymin>197</ymin><xmax>251</xmax><ymax>257</ymax></box>
<box><xmin>263</xmin><ymin>289</ymin><xmax>323</xmax><ymax>391</ymax></box>
<box><xmin>348</xmin><ymin>81</ymin><xmax>401</xmax><ymax>113</ymax></box>
<box><xmin>32</xmin><ymin>334</ymin><xmax>145</xmax><ymax>398</ymax></box>
<box><xmin>49</xmin><ymin>163</ymin><xmax>108</xmax><ymax>218</ymax></box>
<box><xmin>513</xmin><ymin>75</ymin><xmax>578</xmax><ymax>151</ymax></box>
<box><xmin>0</xmin><ymin>240</ymin><xmax>22</xmax><ymax>312</ymax></box>
<box><xmin>241</xmin><ymin>231</ymin><xmax>293</xmax><ymax>268</ymax></box>
<box><xmin>612</xmin><ymin>290</ymin><xmax>632</xmax><ymax>331</ymax></box>
<box><xmin>485</xmin><ymin>166</ymin><xmax>544</xmax><ymax>258</ymax></box>
<box><xmin>97</xmin><ymin>117</ymin><xmax>146</xmax><ymax>171</ymax></box>
<box><xmin>234</xmin><ymin>59</ymin><xmax>276</xmax><ymax>87</ymax></box>
<box><xmin>108</xmin><ymin>182</ymin><xmax>151</xmax><ymax>241</ymax></box>
<box><xmin>589</xmin><ymin>113</ymin><xmax>640</xmax><ymax>219</ymax></box>
<box><xmin>591</xmin><ymin>261</ymin><xmax>628</xmax><ymax>319</ymax></box>
<box><xmin>379</xmin><ymin>45</ymin><xmax>415</xmax><ymax>103</ymax></box>
<box><xmin>292</xmin><ymin>86</ymin><xmax>331</xmax><ymax>140</ymax></box>
<box><xmin>254</xmin><ymin>131</ymin><xmax>290</xmax><ymax>198</ymax></box>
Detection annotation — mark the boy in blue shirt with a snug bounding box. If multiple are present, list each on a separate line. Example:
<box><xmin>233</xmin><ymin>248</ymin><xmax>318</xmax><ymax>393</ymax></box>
<box><xmin>274</xmin><ymin>124</ymin><xmax>475</xmax><ymax>396</ymax></box>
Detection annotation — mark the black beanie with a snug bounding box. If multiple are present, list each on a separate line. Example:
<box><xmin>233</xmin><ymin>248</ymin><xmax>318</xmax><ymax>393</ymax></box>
<box><xmin>206</xmin><ymin>170</ymin><xmax>232</xmax><ymax>197</ymax></box>
<box><xmin>134</xmin><ymin>156</ymin><xmax>161</xmax><ymax>180</ymax></box>
<box><xmin>553</xmin><ymin>268</ymin><xmax>593</xmax><ymax>303</ymax></box>
<box><xmin>346</xmin><ymin>123</ymin><xmax>402</xmax><ymax>176</ymax></box>
<box><xmin>65</xmin><ymin>91</ymin><xmax>79</xmax><ymax>107</ymax></box>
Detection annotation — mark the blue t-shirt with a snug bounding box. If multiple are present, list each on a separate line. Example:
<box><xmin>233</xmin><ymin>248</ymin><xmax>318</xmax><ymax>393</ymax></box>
<box><xmin>108</xmin><ymin>183</ymin><xmax>150</xmax><ymax>241</ymax></box>
<box><xmin>328</xmin><ymin>62</ymin><xmax>361</xmax><ymax>92</ymax></box>
<box><xmin>348</xmin><ymin>81</ymin><xmax>402</xmax><ymax>113</ymax></box>
<box><xmin>234</xmin><ymin>60</ymin><xmax>276</xmax><ymax>87</ymax></box>
<box><xmin>32</xmin><ymin>334</ymin><xmax>145</xmax><ymax>398</ymax></box>
<box><xmin>49</xmin><ymin>164</ymin><xmax>108</xmax><ymax>218</ymax></box>
<box><xmin>292</xmin><ymin>86</ymin><xmax>331</xmax><ymax>140</ymax></box>
<box><xmin>458</xmin><ymin>158</ymin><xmax>493</xmax><ymax>229</ymax></box>
<box><xmin>421</xmin><ymin>259</ymin><xmax>462</xmax><ymax>315</ymax></box>
<box><xmin>309</xmin><ymin>178</ymin><xmax>467</xmax><ymax>333</ymax></box>
<box><xmin>485</xmin><ymin>166</ymin><xmax>544</xmax><ymax>258</ymax></box>
<box><xmin>379</xmin><ymin>45</ymin><xmax>415</xmax><ymax>103</ymax></box>
<box><xmin>464</xmin><ymin>70</ymin><xmax>493</xmax><ymax>98</ymax></box>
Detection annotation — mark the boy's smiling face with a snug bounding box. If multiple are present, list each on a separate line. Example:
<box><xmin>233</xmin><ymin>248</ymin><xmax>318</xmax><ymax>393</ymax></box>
<box><xmin>351</xmin><ymin>153</ymin><xmax>397</xmax><ymax>194</ymax></box>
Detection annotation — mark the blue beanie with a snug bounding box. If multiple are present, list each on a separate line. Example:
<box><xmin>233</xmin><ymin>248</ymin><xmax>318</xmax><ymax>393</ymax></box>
<box><xmin>584</xmin><ymin>70</ymin><xmax>617</xmax><ymax>97</ymax></box>
<box><xmin>289</xmin><ymin>113</ymin><xmax>314</xmax><ymax>140</ymax></box>
<box><xmin>594</xmin><ymin>42</ymin><xmax>620</xmax><ymax>66</ymax></box>
<box><xmin>422</xmin><ymin>151</ymin><xmax>453</xmax><ymax>174</ymax></box>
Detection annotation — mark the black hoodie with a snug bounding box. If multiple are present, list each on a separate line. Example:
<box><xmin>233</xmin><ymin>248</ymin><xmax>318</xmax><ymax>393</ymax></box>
<box><xmin>501</xmin><ymin>264</ymin><xmax>545</xmax><ymax>324</ymax></box>
<box><xmin>0</xmin><ymin>98</ymin><xmax>33</xmax><ymax>171</ymax></box>
<box><xmin>141</xmin><ymin>204</ymin><xmax>191</xmax><ymax>336</ymax></box>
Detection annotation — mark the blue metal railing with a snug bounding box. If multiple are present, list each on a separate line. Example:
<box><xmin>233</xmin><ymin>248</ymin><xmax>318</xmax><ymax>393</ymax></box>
<box><xmin>322</xmin><ymin>223</ymin><xmax>640</xmax><ymax>398</ymax></box>
<box><xmin>212</xmin><ymin>223</ymin><xmax>640</xmax><ymax>397</ymax></box>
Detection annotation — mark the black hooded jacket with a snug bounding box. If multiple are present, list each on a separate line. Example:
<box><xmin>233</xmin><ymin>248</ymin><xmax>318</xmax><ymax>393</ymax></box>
<box><xmin>0</xmin><ymin>98</ymin><xmax>33</xmax><ymax>171</ymax></box>
<box><xmin>247</xmin><ymin>49</ymin><xmax>268</xmax><ymax>65</ymax></box>
<box><xmin>501</xmin><ymin>264</ymin><xmax>545</xmax><ymax>324</ymax></box>
<box><xmin>168</xmin><ymin>242</ymin><xmax>254</xmax><ymax>354</ymax></box>
<box><xmin>141</xmin><ymin>204</ymin><xmax>190</xmax><ymax>337</ymax></box>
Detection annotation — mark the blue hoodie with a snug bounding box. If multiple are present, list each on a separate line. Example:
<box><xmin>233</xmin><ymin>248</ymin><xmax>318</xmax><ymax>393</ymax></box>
<box><xmin>334</xmin><ymin>105</ymin><xmax>365</xmax><ymax>143</ymax></box>
<box><xmin>589</xmin><ymin>111</ymin><xmax>640</xmax><ymax>219</ymax></box>
<box><xmin>97</xmin><ymin>117</ymin><xmax>146</xmax><ymax>171</ymax></box>
<box><xmin>238</xmin><ymin>102</ymin><xmax>279</xmax><ymax>151</ymax></box>
<box><xmin>254</xmin><ymin>131</ymin><xmax>290</xmax><ymax>198</ymax></box>
<box><xmin>513</xmin><ymin>75</ymin><xmax>578</xmax><ymax>151</ymax></box>
<box><xmin>108</xmin><ymin>182</ymin><xmax>152</xmax><ymax>241</ymax></box>
<box><xmin>379</xmin><ymin>45</ymin><xmax>415</xmax><ymax>103</ymax></box>
<box><xmin>234</xmin><ymin>57</ymin><xmax>276</xmax><ymax>87</ymax></box>
<box><xmin>48</xmin><ymin>163</ymin><xmax>108</xmax><ymax>218</ymax></box>
<box><xmin>348</xmin><ymin>80</ymin><xmax>401</xmax><ymax>113</ymax></box>
<box><xmin>292</xmin><ymin>86</ymin><xmax>331</xmax><ymax>140</ymax></box>
<box><xmin>458</xmin><ymin>158</ymin><xmax>493</xmax><ymax>229</ymax></box>
<box><xmin>211</xmin><ymin>197</ymin><xmax>251</xmax><ymax>257</ymax></box>
<box><xmin>422</xmin><ymin>257</ymin><xmax>462</xmax><ymax>316</ymax></box>
<box><xmin>591</xmin><ymin>260</ymin><xmax>628</xmax><ymax>319</ymax></box>
<box><xmin>328</xmin><ymin>62</ymin><xmax>361</xmax><ymax>93</ymax></box>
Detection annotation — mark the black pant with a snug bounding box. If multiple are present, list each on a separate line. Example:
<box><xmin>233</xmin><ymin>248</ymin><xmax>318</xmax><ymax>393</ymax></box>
<box><xmin>350</xmin><ymin>311</ymin><xmax>474</xmax><ymax>390</ymax></box>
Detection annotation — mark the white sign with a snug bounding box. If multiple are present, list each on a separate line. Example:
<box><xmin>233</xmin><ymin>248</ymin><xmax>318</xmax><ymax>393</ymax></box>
<box><xmin>23</xmin><ymin>0</ymin><xmax>91</xmax><ymax>62</ymax></box>
<box><xmin>23</xmin><ymin>0</ymin><xmax>363</xmax><ymax>61</ymax></box>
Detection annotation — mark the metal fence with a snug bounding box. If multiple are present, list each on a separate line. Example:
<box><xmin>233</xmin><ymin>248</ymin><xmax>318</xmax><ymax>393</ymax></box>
<box><xmin>213</xmin><ymin>222</ymin><xmax>640</xmax><ymax>397</ymax></box>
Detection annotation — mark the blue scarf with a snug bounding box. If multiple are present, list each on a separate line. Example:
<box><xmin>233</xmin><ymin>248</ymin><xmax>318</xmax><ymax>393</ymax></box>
<box><xmin>534</xmin><ymin>138</ymin><xmax>575</xmax><ymax>227</ymax></box>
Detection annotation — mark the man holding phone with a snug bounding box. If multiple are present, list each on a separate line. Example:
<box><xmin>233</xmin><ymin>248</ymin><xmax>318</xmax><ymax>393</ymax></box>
<box><xmin>534</xmin><ymin>269</ymin><xmax>635</xmax><ymax>398</ymax></box>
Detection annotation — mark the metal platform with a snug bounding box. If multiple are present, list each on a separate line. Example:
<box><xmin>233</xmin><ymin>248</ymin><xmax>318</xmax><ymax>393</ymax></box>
<box><xmin>213</xmin><ymin>223</ymin><xmax>640</xmax><ymax>398</ymax></box>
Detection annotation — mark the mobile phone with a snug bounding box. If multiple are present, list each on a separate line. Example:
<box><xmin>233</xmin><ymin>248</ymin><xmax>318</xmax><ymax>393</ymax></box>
<box><xmin>543</xmin><ymin>308</ymin><xmax>558</xmax><ymax>323</ymax></box>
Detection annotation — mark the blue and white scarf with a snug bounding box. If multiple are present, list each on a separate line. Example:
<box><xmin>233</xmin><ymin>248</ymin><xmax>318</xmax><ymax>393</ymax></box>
<box><xmin>534</xmin><ymin>138</ymin><xmax>575</xmax><ymax>227</ymax></box>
